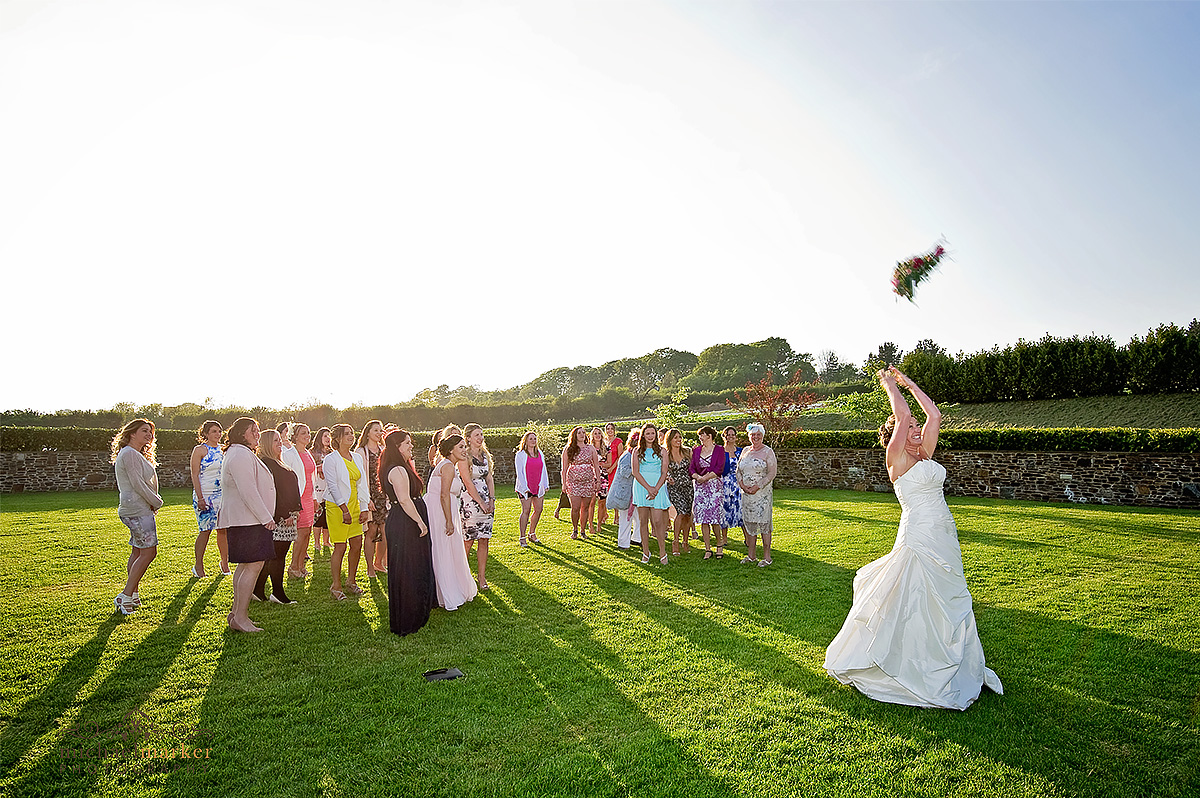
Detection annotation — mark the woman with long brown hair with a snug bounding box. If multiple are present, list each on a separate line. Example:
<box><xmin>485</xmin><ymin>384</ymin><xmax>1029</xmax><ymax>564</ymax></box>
<box><xmin>189</xmin><ymin>419</ymin><xmax>228</xmax><ymax>578</ymax></box>
<box><xmin>355</xmin><ymin>420</ymin><xmax>388</xmax><ymax>579</ymax></box>
<box><xmin>309</xmin><ymin>427</ymin><xmax>333</xmax><ymax>556</ymax></box>
<box><xmin>632</xmin><ymin>422</ymin><xmax>670</xmax><ymax>564</ymax></box>
<box><xmin>380</xmin><ymin>429</ymin><xmax>436</xmax><ymax>636</ymax></box>
<box><xmin>111</xmin><ymin>418</ymin><xmax>162</xmax><ymax>615</ymax></box>
<box><xmin>253</xmin><ymin>429</ymin><xmax>302</xmax><ymax>604</ymax></box>
<box><xmin>217</xmin><ymin>417</ymin><xmax>277</xmax><ymax>632</ymax></box>
<box><xmin>663</xmin><ymin>428</ymin><xmax>695</xmax><ymax>556</ymax></box>
<box><xmin>285</xmin><ymin>423</ymin><xmax>317</xmax><ymax>579</ymax></box>
<box><xmin>561</xmin><ymin>426</ymin><xmax>602</xmax><ymax>540</ymax></box>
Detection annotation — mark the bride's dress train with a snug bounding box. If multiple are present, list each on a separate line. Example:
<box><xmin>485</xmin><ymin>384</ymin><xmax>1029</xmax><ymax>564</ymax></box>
<box><xmin>824</xmin><ymin>459</ymin><xmax>1002</xmax><ymax>710</ymax></box>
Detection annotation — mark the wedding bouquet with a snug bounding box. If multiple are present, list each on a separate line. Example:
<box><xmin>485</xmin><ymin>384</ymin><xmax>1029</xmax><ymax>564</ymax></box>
<box><xmin>891</xmin><ymin>240</ymin><xmax>948</xmax><ymax>303</ymax></box>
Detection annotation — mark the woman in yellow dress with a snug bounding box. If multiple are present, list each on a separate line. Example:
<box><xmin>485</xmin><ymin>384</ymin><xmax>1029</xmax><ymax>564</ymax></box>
<box><xmin>322</xmin><ymin>423</ymin><xmax>369</xmax><ymax>600</ymax></box>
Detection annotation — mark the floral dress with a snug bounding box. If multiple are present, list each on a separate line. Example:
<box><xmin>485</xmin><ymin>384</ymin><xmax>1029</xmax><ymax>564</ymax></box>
<box><xmin>595</xmin><ymin>443</ymin><xmax>610</xmax><ymax>498</ymax></box>
<box><xmin>738</xmin><ymin>446</ymin><xmax>776</xmax><ymax>537</ymax></box>
<box><xmin>192</xmin><ymin>444</ymin><xmax>222</xmax><ymax>532</ymax></box>
<box><xmin>722</xmin><ymin>446</ymin><xmax>743</xmax><ymax>529</ymax></box>
<box><xmin>366</xmin><ymin>447</ymin><xmax>387</xmax><ymax>527</ymax></box>
<box><xmin>666</xmin><ymin>455</ymin><xmax>694</xmax><ymax>515</ymax></box>
<box><xmin>691</xmin><ymin>447</ymin><xmax>724</xmax><ymax>525</ymax></box>
<box><xmin>566</xmin><ymin>444</ymin><xmax>598</xmax><ymax>498</ymax></box>
<box><xmin>460</xmin><ymin>454</ymin><xmax>494</xmax><ymax>540</ymax></box>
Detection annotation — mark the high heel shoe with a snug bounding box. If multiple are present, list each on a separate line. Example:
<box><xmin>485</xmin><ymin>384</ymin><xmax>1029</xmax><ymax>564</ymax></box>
<box><xmin>190</xmin><ymin>566</ymin><xmax>205</xmax><ymax>578</ymax></box>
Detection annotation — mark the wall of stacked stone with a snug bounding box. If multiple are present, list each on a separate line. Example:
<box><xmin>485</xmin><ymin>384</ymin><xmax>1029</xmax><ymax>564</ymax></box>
<box><xmin>774</xmin><ymin>449</ymin><xmax>1200</xmax><ymax>509</ymax></box>
<box><xmin>4</xmin><ymin>449</ymin><xmax>1198</xmax><ymax>509</ymax></box>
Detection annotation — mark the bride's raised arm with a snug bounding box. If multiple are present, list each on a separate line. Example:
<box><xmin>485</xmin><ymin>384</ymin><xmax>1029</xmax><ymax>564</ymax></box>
<box><xmin>893</xmin><ymin>368</ymin><xmax>941</xmax><ymax>458</ymax></box>
<box><xmin>879</xmin><ymin>369</ymin><xmax>911</xmax><ymax>471</ymax></box>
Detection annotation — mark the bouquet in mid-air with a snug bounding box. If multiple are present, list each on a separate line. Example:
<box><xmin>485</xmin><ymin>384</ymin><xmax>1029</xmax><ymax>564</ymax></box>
<box><xmin>891</xmin><ymin>240</ymin><xmax>949</xmax><ymax>303</ymax></box>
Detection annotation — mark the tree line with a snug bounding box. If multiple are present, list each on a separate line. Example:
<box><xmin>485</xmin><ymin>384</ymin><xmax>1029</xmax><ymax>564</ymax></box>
<box><xmin>4</xmin><ymin>321</ymin><xmax>1195</xmax><ymax>432</ymax></box>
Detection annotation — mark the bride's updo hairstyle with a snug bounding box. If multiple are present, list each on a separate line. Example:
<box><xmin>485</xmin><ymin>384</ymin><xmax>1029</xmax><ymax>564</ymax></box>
<box><xmin>878</xmin><ymin>415</ymin><xmax>898</xmax><ymax>448</ymax></box>
<box><xmin>439</xmin><ymin>434</ymin><xmax>464</xmax><ymax>458</ymax></box>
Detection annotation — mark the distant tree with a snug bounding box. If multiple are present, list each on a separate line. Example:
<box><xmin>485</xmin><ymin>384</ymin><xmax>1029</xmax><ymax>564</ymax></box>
<box><xmin>863</xmin><ymin>342</ymin><xmax>904</xmax><ymax>377</ymax></box>
<box><xmin>912</xmin><ymin>338</ymin><xmax>946</xmax><ymax>357</ymax></box>
<box><xmin>727</xmin><ymin>371</ymin><xmax>818</xmax><ymax>435</ymax></box>
<box><xmin>818</xmin><ymin>351</ymin><xmax>859</xmax><ymax>383</ymax></box>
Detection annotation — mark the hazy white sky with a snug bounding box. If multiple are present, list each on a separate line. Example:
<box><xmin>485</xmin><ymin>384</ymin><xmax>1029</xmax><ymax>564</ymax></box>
<box><xmin>3</xmin><ymin>0</ymin><xmax>1197</xmax><ymax>412</ymax></box>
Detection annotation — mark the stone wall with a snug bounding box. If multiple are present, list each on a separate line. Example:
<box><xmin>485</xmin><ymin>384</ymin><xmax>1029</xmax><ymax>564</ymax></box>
<box><xmin>4</xmin><ymin>449</ymin><xmax>1198</xmax><ymax>509</ymax></box>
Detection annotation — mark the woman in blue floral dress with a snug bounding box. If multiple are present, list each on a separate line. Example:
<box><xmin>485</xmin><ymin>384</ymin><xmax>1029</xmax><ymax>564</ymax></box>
<box><xmin>718</xmin><ymin>426</ymin><xmax>743</xmax><ymax>559</ymax></box>
<box><xmin>189</xmin><ymin>420</ymin><xmax>228</xmax><ymax>577</ymax></box>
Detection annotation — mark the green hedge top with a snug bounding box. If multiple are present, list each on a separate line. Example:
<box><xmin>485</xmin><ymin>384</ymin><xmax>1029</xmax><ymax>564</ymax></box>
<box><xmin>3</xmin><ymin>426</ymin><xmax>1198</xmax><ymax>454</ymax></box>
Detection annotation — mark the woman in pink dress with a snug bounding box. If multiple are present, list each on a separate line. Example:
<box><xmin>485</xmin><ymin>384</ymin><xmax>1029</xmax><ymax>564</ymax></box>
<box><xmin>424</xmin><ymin>435</ymin><xmax>477</xmax><ymax>611</ymax></box>
<box><xmin>560</xmin><ymin>426</ymin><xmax>602</xmax><ymax>540</ymax></box>
<box><xmin>285</xmin><ymin>423</ymin><xmax>317</xmax><ymax>578</ymax></box>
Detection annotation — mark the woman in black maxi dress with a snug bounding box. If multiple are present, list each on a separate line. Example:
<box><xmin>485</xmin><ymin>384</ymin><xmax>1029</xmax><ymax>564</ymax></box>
<box><xmin>380</xmin><ymin>429</ymin><xmax>436</xmax><ymax>636</ymax></box>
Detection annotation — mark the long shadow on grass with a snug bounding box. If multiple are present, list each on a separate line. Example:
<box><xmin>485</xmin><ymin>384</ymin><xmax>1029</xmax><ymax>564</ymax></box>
<box><xmin>161</xmin><ymin>559</ymin><xmax>743</xmax><ymax>798</ymax></box>
<box><xmin>533</xmin><ymin>541</ymin><xmax>1200</xmax><ymax>798</ymax></box>
<box><xmin>4</xmin><ymin>576</ymin><xmax>223</xmax><ymax>798</ymax></box>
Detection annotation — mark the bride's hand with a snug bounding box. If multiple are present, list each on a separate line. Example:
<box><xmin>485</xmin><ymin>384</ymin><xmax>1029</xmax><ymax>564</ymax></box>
<box><xmin>892</xmin><ymin>367</ymin><xmax>912</xmax><ymax>388</ymax></box>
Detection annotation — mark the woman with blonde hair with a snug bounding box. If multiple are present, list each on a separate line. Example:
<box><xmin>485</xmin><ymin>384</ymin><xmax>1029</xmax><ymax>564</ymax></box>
<box><xmin>561</xmin><ymin>426</ymin><xmax>602</xmax><ymax>540</ymax></box>
<box><xmin>111</xmin><ymin>419</ymin><xmax>162</xmax><ymax>615</ymax></box>
<box><xmin>663</xmin><ymin>428</ymin><xmax>695</xmax><ymax>555</ymax></box>
<box><xmin>323</xmin><ymin>423</ymin><xmax>369</xmax><ymax>600</ymax></box>
<box><xmin>514</xmin><ymin>431</ymin><xmax>549</xmax><ymax>547</ymax></box>
<box><xmin>632</xmin><ymin>423</ymin><xmax>670</xmax><ymax>564</ymax></box>
<box><xmin>355</xmin><ymin>420</ymin><xmax>388</xmax><ymax>579</ymax></box>
<box><xmin>590</xmin><ymin>427</ymin><xmax>609</xmax><ymax>532</ymax></box>
<box><xmin>458</xmin><ymin>423</ymin><xmax>496</xmax><ymax>590</ymax></box>
<box><xmin>217</xmin><ymin>417</ymin><xmax>277</xmax><ymax>632</ymax></box>
<box><xmin>253</xmin><ymin>429</ymin><xmax>302</xmax><ymax>604</ymax></box>
<box><xmin>189</xmin><ymin>419</ymin><xmax>229</xmax><ymax>578</ymax></box>
<box><xmin>428</xmin><ymin>424</ymin><xmax>462</xmax><ymax>477</ymax></box>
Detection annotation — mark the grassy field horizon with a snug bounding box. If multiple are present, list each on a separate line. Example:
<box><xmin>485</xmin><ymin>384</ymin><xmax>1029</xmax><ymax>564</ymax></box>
<box><xmin>2</xmin><ymin>487</ymin><xmax>1198</xmax><ymax>797</ymax></box>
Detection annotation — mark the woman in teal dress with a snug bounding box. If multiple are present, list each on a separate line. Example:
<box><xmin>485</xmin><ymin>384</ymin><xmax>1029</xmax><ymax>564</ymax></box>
<box><xmin>632</xmin><ymin>422</ymin><xmax>670</xmax><ymax>564</ymax></box>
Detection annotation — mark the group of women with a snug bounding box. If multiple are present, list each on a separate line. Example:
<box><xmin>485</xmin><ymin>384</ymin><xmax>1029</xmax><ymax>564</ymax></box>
<box><xmin>111</xmin><ymin>369</ymin><xmax>1002</xmax><ymax>711</ymax></box>
<box><xmin>549</xmin><ymin>421</ymin><xmax>779</xmax><ymax>567</ymax></box>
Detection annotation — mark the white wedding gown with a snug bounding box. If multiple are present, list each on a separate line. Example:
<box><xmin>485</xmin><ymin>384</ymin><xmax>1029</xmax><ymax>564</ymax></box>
<box><xmin>824</xmin><ymin>459</ymin><xmax>1003</xmax><ymax>710</ymax></box>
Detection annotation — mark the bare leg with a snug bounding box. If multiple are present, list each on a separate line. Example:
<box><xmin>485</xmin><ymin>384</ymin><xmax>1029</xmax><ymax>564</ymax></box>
<box><xmin>701</xmin><ymin>523</ymin><xmax>713</xmax><ymax>555</ymax></box>
<box><xmin>347</xmin><ymin>535</ymin><xmax>363</xmax><ymax>589</ymax></box>
<box><xmin>476</xmin><ymin>539</ymin><xmax>489</xmax><ymax>588</ymax></box>
<box><xmin>596</xmin><ymin>497</ymin><xmax>607</xmax><ymax>526</ymax></box>
<box><xmin>579</xmin><ymin>497</ymin><xmax>594</xmax><ymax>536</ymax></box>
<box><xmin>529</xmin><ymin>498</ymin><xmax>543</xmax><ymax>542</ymax></box>
<box><xmin>519</xmin><ymin>497</ymin><xmax>531</xmax><ymax>543</ymax></box>
<box><xmin>123</xmin><ymin>546</ymin><xmax>156</xmax><ymax>596</ymax></box>
<box><xmin>761</xmin><ymin>531</ymin><xmax>772</xmax><ymax>563</ymax></box>
<box><xmin>230</xmin><ymin>560</ymin><xmax>264</xmax><ymax>631</ymax></box>
<box><xmin>744</xmin><ymin>530</ymin><xmax>757</xmax><ymax>561</ymax></box>
<box><xmin>652</xmin><ymin>509</ymin><xmax>668</xmax><ymax>562</ymax></box>
<box><xmin>290</xmin><ymin>526</ymin><xmax>312</xmax><ymax>575</ymax></box>
<box><xmin>363</xmin><ymin>523</ymin><xmax>377</xmax><ymax>577</ymax></box>
<box><xmin>374</xmin><ymin>528</ymin><xmax>387</xmax><ymax>573</ymax></box>
<box><xmin>216</xmin><ymin>529</ymin><xmax>229</xmax><ymax>574</ymax></box>
<box><xmin>331</xmin><ymin>542</ymin><xmax>347</xmax><ymax>592</ymax></box>
<box><xmin>194</xmin><ymin>531</ymin><xmax>211</xmax><ymax>576</ymax></box>
<box><xmin>639</xmin><ymin>509</ymin><xmax>652</xmax><ymax>559</ymax></box>
<box><xmin>570</xmin><ymin>496</ymin><xmax>582</xmax><ymax>537</ymax></box>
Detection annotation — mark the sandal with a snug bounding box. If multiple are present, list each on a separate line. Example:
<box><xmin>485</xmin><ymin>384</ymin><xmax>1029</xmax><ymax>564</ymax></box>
<box><xmin>703</xmin><ymin>550</ymin><xmax>713</xmax><ymax>560</ymax></box>
<box><xmin>345</xmin><ymin>582</ymin><xmax>364</xmax><ymax>595</ymax></box>
<box><xmin>740</xmin><ymin>556</ymin><xmax>757</xmax><ymax>565</ymax></box>
<box><xmin>330</xmin><ymin>588</ymin><xmax>347</xmax><ymax>601</ymax></box>
<box><xmin>715</xmin><ymin>548</ymin><xmax>724</xmax><ymax>559</ymax></box>
<box><xmin>641</xmin><ymin>553</ymin><xmax>651</xmax><ymax>564</ymax></box>
<box><xmin>571</xmin><ymin>531</ymin><xmax>579</xmax><ymax>540</ymax></box>
<box><xmin>528</xmin><ymin>532</ymin><xmax>540</xmax><ymax>544</ymax></box>
<box><xmin>287</xmin><ymin>569</ymin><xmax>306</xmax><ymax>578</ymax></box>
<box><xmin>758</xmin><ymin>559</ymin><xmax>773</xmax><ymax>567</ymax></box>
<box><xmin>660</xmin><ymin>555</ymin><xmax>668</xmax><ymax>565</ymax></box>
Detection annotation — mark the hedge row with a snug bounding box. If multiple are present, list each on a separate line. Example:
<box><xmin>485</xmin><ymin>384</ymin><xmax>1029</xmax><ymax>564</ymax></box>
<box><xmin>899</xmin><ymin>321</ymin><xmax>1200</xmax><ymax>403</ymax></box>
<box><xmin>5</xmin><ymin>426</ymin><xmax>1198</xmax><ymax>455</ymax></box>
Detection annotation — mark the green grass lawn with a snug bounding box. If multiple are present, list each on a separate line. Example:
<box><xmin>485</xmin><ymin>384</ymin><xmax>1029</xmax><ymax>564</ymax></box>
<box><xmin>2</xmin><ymin>488</ymin><xmax>1198</xmax><ymax>798</ymax></box>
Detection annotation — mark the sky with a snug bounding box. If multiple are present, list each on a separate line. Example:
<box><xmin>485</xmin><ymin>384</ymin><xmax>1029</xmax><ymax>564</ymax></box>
<box><xmin>2</xmin><ymin>0</ymin><xmax>1197</xmax><ymax>412</ymax></box>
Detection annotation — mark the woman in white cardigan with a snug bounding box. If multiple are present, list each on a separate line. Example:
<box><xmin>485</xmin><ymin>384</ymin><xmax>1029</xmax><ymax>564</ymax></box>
<box><xmin>217</xmin><ymin>417</ymin><xmax>277</xmax><ymax>632</ymax></box>
<box><xmin>514</xmin><ymin>431</ymin><xmax>550</xmax><ymax>547</ymax></box>
<box><xmin>323</xmin><ymin>423</ymin><xmax>370</xmax><ymax>599</ymax></box>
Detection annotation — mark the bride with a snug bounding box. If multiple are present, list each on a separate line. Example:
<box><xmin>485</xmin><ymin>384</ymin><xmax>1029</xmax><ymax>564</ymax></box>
<box><xmin>824</xmin><ymin>367</ymin><xmax>1003</xmax><ymax>710</ymax></box>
